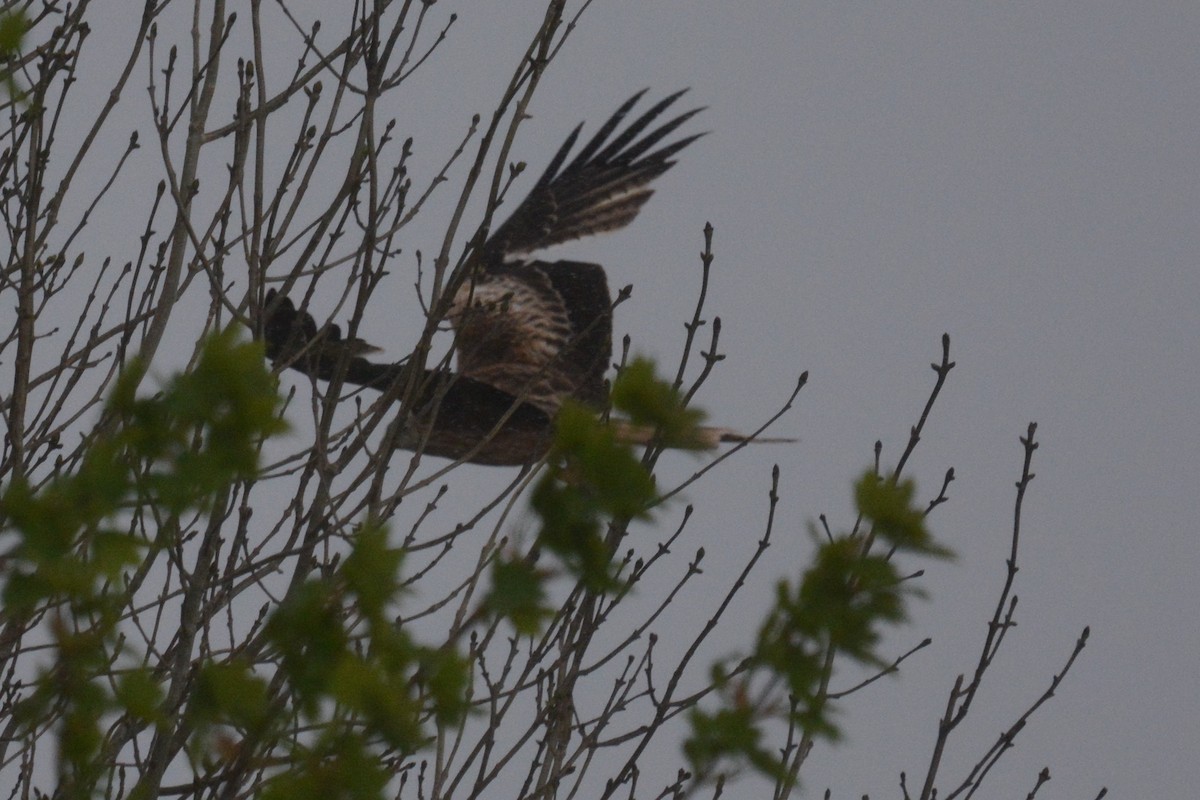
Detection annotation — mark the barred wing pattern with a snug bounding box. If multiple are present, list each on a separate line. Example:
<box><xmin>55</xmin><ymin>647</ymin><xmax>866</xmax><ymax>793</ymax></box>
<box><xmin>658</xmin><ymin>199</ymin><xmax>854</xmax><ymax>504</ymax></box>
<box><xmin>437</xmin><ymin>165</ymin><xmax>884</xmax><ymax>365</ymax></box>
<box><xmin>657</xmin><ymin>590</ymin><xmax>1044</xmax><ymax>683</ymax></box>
<box><xmin>483</xmin><ymin>88</ymin><xmax>705</xmax><ymax>259</ymax></box>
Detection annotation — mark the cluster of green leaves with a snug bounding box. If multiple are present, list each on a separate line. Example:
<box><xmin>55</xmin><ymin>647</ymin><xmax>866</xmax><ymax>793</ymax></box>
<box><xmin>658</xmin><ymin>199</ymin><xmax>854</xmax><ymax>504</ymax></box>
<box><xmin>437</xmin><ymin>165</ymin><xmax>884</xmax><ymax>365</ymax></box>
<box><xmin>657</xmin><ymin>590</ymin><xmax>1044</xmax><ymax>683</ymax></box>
<box><xmin>685</xmin><ymin>472</ymin><xmax>953</xmax><ymax>783</ymax></box>
<box><xmin>0</xmin><ymin>9</ymin><xmax>28</xmax><ymax>98</ymax></box>
<box><xmin>1</xmin><ymin>329</ymin><xmax>474</xmax><ymax>799</ymax></box>
<box><xmin>609</xmin><ymin>358</ymin><xmax>709</xmax><ymax>447</ymax></box>
<box><xmin>0</xmin><ymin>329</ymin><xmax>284</xmax><ymax>798</ymax></box>
<box><xmin>0</xmin><ymin>324</ymin><xmax>952</xmax><ymax>797</ymax></box>
<box><xmin>191</xmin><ymin>526</ymin><xmax>470</xmax><ymax>800</ymax></box>
<box><xmin>487</xmin><ymin>357</ymin><xmax>703</xmax><ymax>632</ymax></box>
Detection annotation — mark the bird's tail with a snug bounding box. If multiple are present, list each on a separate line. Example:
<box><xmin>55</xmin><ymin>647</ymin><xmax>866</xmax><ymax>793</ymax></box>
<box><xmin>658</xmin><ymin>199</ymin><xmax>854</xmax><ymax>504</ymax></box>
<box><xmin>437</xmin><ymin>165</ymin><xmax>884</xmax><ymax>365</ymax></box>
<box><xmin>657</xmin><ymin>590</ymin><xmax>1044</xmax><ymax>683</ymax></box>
<box><xmin>610</xmin><ymin>420</ymin><xmax>795</xmax><ymax>450</ymax></box>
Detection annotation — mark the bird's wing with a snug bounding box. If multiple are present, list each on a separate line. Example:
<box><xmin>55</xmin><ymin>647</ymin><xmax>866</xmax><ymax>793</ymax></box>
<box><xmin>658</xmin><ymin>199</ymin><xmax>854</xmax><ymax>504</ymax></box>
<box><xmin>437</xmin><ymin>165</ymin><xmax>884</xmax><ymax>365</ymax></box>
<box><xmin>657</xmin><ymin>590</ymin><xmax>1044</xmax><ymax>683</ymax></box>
<box><xmin>263</xmin><ymin>291</ymin><xmax>555</xmax><ymax>462</ymax></box>
<box><xmin>482</xmin><ymin>88</ymin><xmax>705</xmax><ymax>260</ymax></box>
<box><xmin>450</xmin><ymin>90</ymin><xmax>702</xmax><ymax>415</ymax></box>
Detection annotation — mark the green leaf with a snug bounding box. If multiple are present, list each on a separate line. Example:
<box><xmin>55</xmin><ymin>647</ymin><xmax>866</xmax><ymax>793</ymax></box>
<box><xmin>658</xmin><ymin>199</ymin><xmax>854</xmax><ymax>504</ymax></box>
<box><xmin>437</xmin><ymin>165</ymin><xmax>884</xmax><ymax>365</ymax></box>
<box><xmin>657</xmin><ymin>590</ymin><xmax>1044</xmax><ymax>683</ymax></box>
<box><xmin>266</xmin><ymin>582</ymin><xmax>347</xmax><ymax>710</ymax></box>
<box><xmin>530</xmin><ymin>473</ymin><xmax>615</xmax><ymax>591</ymax></box>
<box><xmin>0</xmin><ymin>12</ymin><xmax>27</xmax><ymax>55</ymax></box>
<box><xmin>854</xmin><ymin>472</ymin><xmax>952</xmax><ymax>557</ymax></box>
<box><xmin>90</xmin><ymin>531</ymin><xmax>142</xmax><ymax>576</ymax></box>
<box><xmin>486</xmin><ymin>557</ymin><xmax>552</xmax><ymax>634</ymax></box>
<box><xmin>530</xmin><ymin>397</ymin><xmax>664</xmax><ymax>590</ymax></box>
<box><xmin>330</xmin><ymin>656</ymin><xmax>422</xmax><ymax>750</ymax></box>
<box><xmin>555</xmin><ymin>402</ymin><xmax>656</xmax><ymax>517</ymax></box>
<box><xmin>260</xmin><ymin>733</ymin><xmax>389</xmax><ymax>800</ymax></box>
<box><xmin>416</xmin><ymin>647</ymin><xmax>470</xmax><ymax>724</ymax></box>
<box><xmin>611</xmin><ymin>357</ymin><xmax>707</xmax><ymax>446</ymax></box>
<box><xmin>115</xmin><ymin>669</ymin><xmax>165</xmax><ymax>724</ymax></box>
<box><xmin>193</xmin><ymin>662</ymin><xmax>270</xmax><ymax>729</ymax></box>
<box><xmin>685</xmin><ymin>706</ymin><xmax>787</xmax><ymax>783</ymax></box>
<box><xmin>341</xmin><ymin>524</ymin><xmax>403</xmax><ymax>619</ymax></box>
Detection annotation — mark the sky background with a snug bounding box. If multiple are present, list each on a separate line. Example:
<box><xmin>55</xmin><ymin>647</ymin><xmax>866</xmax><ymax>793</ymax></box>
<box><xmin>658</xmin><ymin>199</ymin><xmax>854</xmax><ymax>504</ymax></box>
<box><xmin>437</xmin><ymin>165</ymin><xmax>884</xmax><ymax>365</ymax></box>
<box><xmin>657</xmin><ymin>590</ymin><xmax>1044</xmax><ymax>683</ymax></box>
<box><xmin>53</xmin><ymin>2</ymin><xmax>1199</xmax><ymax>797</ymax></box>
<box><xmin>421</xmin><ymin>4</ymin><xmax>1197</xmax><ymax>796</ymax></box>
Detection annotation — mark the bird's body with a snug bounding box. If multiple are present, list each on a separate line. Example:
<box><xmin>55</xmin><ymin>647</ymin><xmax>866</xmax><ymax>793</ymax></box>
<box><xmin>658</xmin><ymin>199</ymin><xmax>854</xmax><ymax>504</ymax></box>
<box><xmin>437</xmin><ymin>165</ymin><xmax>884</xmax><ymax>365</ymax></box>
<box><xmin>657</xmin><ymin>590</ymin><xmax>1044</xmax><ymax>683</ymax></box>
<box><xmin>447</xmin><ymin>258</ymin><xmax>612</xmax><ymax>417</ymax></box>
<box><xmin>264</xmin><ymin>90</ymin><xmax>759</xmax><ymax>465</ymax></box>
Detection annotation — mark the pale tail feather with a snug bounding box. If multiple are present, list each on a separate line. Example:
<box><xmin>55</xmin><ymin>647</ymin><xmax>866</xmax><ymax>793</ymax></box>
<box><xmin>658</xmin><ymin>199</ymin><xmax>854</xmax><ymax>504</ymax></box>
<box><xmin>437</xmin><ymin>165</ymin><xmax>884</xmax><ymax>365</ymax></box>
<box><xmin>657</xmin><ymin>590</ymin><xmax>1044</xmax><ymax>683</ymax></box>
<box><xmin>610</xmin><ymin>420</ymin><xmax>796</xmax><ymax>449</ymax></box>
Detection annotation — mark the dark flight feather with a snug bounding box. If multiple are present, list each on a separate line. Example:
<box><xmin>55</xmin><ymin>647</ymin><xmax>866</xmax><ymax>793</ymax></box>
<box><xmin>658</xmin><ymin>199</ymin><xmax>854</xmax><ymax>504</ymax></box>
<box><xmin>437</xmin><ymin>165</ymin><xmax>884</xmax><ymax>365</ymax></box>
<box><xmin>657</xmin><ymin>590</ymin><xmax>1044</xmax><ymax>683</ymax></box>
<box><xmin>483</xmin><ymin>89</ymin><xmax>706</xmax><ymax>259</ymax></box>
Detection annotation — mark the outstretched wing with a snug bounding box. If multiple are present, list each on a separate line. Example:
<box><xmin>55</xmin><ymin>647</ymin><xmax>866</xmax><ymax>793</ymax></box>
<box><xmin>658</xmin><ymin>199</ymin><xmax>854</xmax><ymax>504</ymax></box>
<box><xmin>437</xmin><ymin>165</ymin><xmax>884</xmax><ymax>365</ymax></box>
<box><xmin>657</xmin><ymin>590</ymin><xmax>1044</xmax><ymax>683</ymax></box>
<box><xmin>451</xmin><ymin>90</ymin><xmax>703</xmax><ymax>415</ymax></box>
<box><xmin>482</xmin><ymin>88</ymin><xmax>706</xmax><ymax>260</ymax></box>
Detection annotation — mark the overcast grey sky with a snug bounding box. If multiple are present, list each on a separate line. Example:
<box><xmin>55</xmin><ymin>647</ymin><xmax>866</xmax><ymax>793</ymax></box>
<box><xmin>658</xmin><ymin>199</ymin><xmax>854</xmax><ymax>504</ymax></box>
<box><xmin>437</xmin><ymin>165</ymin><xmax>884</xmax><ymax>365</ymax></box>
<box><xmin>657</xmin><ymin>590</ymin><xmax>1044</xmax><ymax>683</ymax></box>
<box><xmin>422</xmin><ymin>4</ymin><xmax>1197</xmax><ymax>796</ymax></box>
<box><xmin>51</xmin><ymin>2</ymin><xmax>1200</xmax><ymax>797</ymax></box>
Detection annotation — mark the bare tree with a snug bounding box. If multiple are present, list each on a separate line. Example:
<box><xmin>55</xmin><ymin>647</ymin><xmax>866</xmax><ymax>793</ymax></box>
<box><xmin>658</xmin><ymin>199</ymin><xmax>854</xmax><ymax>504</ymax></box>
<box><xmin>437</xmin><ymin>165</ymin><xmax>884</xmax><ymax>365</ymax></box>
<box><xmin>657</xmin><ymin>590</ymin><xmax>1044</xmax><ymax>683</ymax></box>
<box><xmin>0</xmin><ymin>3</ymin><xmax>1099</xmax><ymax>799</ymax></box>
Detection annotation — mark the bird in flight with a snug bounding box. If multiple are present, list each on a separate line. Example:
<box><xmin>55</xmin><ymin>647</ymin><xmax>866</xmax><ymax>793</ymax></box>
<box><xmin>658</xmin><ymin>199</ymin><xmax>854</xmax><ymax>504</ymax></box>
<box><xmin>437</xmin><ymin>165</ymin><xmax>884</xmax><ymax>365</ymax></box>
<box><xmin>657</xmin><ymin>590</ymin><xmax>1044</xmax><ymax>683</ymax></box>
<box><xmin>265</xmin><ymin>90</ymin><xmax>768</xmax><ymax>465</ymax></box>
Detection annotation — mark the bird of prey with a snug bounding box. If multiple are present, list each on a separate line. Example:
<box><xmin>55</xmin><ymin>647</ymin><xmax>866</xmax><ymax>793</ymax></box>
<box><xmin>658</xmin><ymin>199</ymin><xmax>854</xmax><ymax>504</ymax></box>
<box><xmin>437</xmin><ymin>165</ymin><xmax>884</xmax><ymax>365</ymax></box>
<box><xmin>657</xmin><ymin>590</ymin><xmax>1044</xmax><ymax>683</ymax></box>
<box><xmin>265</xmin><ymin>90</ymin><xmax>761</xmax><ymax>465</ymax></box>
